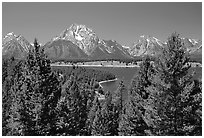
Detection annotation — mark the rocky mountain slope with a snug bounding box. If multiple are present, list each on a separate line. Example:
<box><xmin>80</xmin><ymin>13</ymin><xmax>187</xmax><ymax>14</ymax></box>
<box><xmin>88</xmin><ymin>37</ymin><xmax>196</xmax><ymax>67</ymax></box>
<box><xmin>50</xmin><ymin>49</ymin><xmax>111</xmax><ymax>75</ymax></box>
<box><xmin>129</xmin><ymin>35</ymin><xmax>165</xmax><ymax>57</ymax></box>
<box><xmin>2</xmin><ymin>32</ymin><xmax>32</xmax><ymax>59</ymax></box>
<box><xmin>44</xmin><ymin>39</ymin><xmax>88</xmax><ymax>61</ymax></box>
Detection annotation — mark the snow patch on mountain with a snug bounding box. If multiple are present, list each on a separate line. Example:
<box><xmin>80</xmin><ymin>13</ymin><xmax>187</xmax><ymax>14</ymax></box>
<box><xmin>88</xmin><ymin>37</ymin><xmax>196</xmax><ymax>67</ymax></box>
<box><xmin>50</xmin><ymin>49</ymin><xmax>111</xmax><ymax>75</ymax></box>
<box><xmin>57</xmin><ymin>23</ymin><xmax>99</xmax><ymax>55</ymax></box>
<box><xmin>122</xmin><ymin>45</ymin><xmax>130</xmax><ymax>49</ymax></box>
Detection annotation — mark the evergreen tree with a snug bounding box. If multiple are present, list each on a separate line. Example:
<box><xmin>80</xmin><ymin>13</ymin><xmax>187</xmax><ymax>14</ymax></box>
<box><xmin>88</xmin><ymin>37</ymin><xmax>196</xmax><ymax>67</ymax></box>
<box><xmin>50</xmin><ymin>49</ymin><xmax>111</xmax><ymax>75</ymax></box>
<box><xmin>56</xmin><ymin>76</ymin><xmax>89</xmax><ymax>135</ymax></box>
<box><xmin>145</xmin><ymin>33</ymin><xmax>202</xmax><ymax>136</ymax></box>
<box><xmin>104</xmin><ymin>91</ymin><xmax>119</xmax><ymax>136</ymax></box>
<box><xmin>112</xmin><ymin>81</ymin><xmax>126</xmax><ymax>114</ymax></box>
<box><xmin>118</xmin><ymin>57</ymin><xmax>152</xmax><ymax>136</ymax></box>
<box><xmin>109</xmin><ymin>81</ymin><xmax>127</xmax><ymax>135</ymax></box>
<box><xmin>86</xmin><ymin>95</ymin><xmax>101</xmax><ymax>135</ymax></box>
<box><xmin>91</xmin><ymin>102</ymin><xmax>110</xmax><ymax>136</ymax></box>
<box><xmin>90</xmin><ymin>91</ymin><xmax>116</xmax><ymax>136</ymax></box>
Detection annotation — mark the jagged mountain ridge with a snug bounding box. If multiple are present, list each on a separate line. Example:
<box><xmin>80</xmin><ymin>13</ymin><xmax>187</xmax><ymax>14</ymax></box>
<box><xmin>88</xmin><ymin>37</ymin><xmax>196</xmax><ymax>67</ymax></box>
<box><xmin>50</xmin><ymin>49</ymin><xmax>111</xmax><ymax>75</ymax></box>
<box><xmin>2</xmin><ymin>24</ymin><xmax>202</xmax><ymax>62</ymax></box>
<box><xmin>129</xmin><ymin>35</ymin><xmax>202</xmax><ymax>58</ymax></box>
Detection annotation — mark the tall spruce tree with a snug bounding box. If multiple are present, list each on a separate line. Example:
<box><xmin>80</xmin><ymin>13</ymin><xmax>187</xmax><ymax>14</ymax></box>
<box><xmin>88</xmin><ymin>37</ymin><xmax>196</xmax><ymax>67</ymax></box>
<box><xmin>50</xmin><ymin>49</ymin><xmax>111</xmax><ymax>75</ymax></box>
<box><xmin>145</xmin><ymin>33</ymin><xmax>202</xmax><ymax>136</ymax></box>
<box><xmin>109</xmin><ymin>81</ymin><xmax>127</xmax><ymax>135</ymax></box>
<box><xmin>55</xmin><ymin>76</ymin><xmax>78</xmax><ymax>135</ymax></box>
<box><xmin>104</xmin><ymin>91</ymin><xmax>118</xmax><ymax>136</ymax></box>
<box><xmin>118</xmin><ymin>57</ymin><xmax>152</xmax><ymax>136</ymax></box>
<box><xmin>91</xmin><ymin>104</ymin><xmax>111</xmax><ymax>136</ymax></box>
<box><xmin>91</xmin><ymin>90</ymin><xmax>120</xmax><ymax>136</ymax></box>
<box><xmin>86</xmin><ymin>95</ymin><xmax>101</xmax><ymax>135</ymax></box>
<box><xmin>56</xmin><ymin>75</ymin><xmax>90</xmax><ymax>135</ymax></box>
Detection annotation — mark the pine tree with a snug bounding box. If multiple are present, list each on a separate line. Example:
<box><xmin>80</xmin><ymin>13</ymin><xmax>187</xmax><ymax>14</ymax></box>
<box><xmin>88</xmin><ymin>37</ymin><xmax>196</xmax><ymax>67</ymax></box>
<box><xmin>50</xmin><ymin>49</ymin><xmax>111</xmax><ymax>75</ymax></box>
<box><xmin>104</xmin><ymin>91</ymin><xmax>119</xmax><ymax>136</ymax></box>
<box><xmin>112</xmin><ymin>81</ymin><xmax>126</xmax><ymax>114</ymax></box>
<box><xmin>56</xmin><ymin>76</ymin><xmax>89</xmax><ymax>135</ymax></box>
<box><xmin>146</xmin><ymin>33</ymin><xmax>202</xmax><ymax>136</ymax></box>
<box><xmin>86</xmin><ymin>95</ymin><xmax>101</xmax><ymax>135</ymax></box>
<box><xmin>108</xmin><ymin>81</ymin><xmax>127</xmax><ymax>135</ymax></box>
<box><xmin>91</xmin><ymin>91</ymin><xmax>115</xmax><ymax>136</ymax></box>
<box><xmin>118</xmin><ymin>57</ymin><xmax>152</xmax><ymax>136</ymax></box>
<box><xmin>91</xmin><ymin>102</ymin><xmax>110</xmax><ymax>136</ymax></box>
<box><xmin>55</xmin><ymin>76</ymin><xmax>78</xmax><ymax>135</ymax></box>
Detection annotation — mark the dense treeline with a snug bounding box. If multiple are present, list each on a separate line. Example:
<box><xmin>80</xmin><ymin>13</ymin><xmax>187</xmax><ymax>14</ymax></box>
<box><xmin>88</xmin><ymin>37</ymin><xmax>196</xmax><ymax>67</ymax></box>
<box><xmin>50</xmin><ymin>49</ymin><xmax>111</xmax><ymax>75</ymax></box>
<box><xmin>51</xmin><ymin>66</ymin><xmax>116</xmax><ymax>83</ymax></box>
<box><xmin>2</xmin><ymin>33</ymin><xmax>202</xmax><ymax>136</ymax></box>
<box><xmin>51</xmin><ymin>57</ymin><xmax>145</xmax><ymax>64</ymax></box>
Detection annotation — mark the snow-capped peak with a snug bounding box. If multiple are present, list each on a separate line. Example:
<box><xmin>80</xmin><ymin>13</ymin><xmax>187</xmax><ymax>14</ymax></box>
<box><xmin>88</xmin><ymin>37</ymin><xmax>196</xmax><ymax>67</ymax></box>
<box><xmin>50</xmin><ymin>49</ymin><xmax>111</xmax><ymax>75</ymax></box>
<box><xmin>189</xmin><ymin>38</ymin><xmax>199</xmax><ymax>45</ymax></box>
<box><xmin>7</xmin><ymin>32</ymin><xmax>15</xmax><ymax>36</ymax></box>
<box><xmin>52</xmin><ymin>36</ymin><xmax>60</xmax><ymax>41</ymax></box>
<box><xmin>56</xmin><ymin>24</ymin><xmax>100</xmax><ymax>55</ymax></box>
<box><xmin>122</xmin><ymin>45</ymin><xmax>130</xmax><ymax>49</ymax></box>
<box><xmin>4</xmin><ymin>32</ymin><xmax>17</xmax><ymax>39</ymax></box>
<box><xmin>140</xmin><ymin>35</ymin><xmax>145</xmax><ymax>38</ymax></box>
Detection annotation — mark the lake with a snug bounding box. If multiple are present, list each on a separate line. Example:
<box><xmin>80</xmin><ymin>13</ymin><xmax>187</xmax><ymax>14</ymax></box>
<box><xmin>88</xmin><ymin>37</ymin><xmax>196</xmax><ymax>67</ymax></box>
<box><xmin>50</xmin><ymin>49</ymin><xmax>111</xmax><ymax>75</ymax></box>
<box><xmin>88</xmin><ymin>66</ymin><xmax>202</xmax><ymax>94</ymax></box>
<box><xmin>81</xmin><ymin>66</ymin><xmax>140</xmax><ymax>92</ymax></box>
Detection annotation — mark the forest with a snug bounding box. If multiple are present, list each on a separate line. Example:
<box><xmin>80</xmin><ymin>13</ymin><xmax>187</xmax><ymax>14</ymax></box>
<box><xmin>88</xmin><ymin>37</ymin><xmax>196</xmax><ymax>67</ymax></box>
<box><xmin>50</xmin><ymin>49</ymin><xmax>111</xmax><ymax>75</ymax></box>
<box><xmin>2</xmin><ymin>33</ymin><xmax>202</xmax><ymax>136</ymax></box>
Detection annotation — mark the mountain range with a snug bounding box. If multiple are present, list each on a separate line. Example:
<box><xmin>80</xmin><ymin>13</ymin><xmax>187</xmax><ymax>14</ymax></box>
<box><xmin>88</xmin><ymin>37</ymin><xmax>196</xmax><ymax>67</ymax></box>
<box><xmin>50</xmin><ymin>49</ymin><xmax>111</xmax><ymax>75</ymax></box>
<box><xmin>2</xmin><ymin>24</ymin><xmax>202</xmax><ymax>62</ymax></box>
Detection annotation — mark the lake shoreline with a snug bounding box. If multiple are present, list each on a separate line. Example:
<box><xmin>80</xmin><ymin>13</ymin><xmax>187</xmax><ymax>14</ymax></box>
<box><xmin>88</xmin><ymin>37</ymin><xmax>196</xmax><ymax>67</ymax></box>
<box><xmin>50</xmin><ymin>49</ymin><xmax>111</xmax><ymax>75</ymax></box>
<box><xmin>99</xmin><ymin>78</ymin><xmax>118</xmax><ymax>84</ymax></box>
<box><xmin>98</xmin><ymin>78</ymin><xmax>118</xmax><ymax>88</ymax></box>
<box><xmin>51</xmin><ymin>64</ymin><xmax>140</xmax><ymax>68</ymax></box>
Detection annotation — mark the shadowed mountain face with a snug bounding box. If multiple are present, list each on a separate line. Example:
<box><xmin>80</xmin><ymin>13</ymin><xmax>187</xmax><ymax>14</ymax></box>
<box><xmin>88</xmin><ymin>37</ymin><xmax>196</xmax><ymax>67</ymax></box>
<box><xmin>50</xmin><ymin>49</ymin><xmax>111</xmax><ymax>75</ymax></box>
<box><xmin>2</xmin><ymin>24</ymin><xmax>202</xmax><ymax>62</ymax></box>
<box><xmin>43</xmin><ymin>39</ymin><xmax>88</xmax><ymax>61</ymax></box>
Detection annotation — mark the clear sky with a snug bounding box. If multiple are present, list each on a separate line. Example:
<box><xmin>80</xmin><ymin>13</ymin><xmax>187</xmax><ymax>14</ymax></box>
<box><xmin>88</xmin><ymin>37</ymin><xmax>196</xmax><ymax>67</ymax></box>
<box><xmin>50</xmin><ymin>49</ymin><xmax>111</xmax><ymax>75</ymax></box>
<box><xmin>2</xmin><ymin>2</ymin><xmax>202</xmax><ymax>46</ymax></box>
